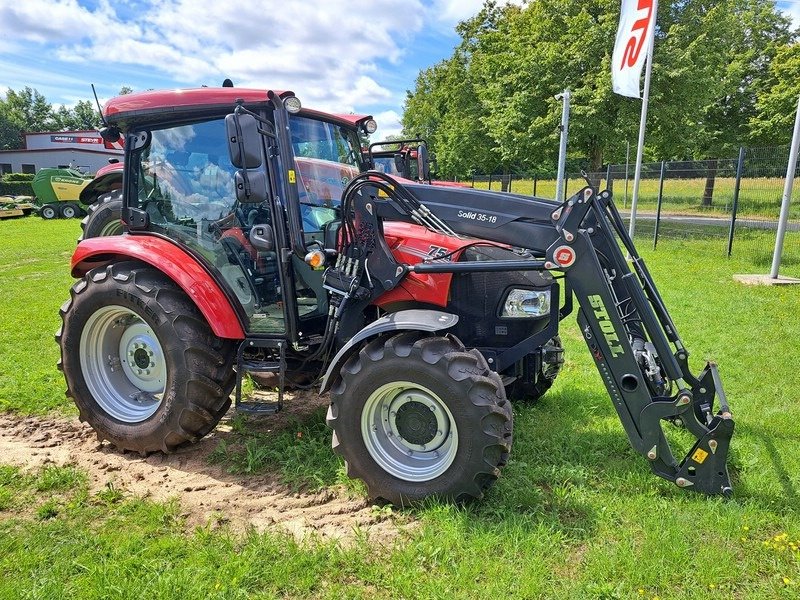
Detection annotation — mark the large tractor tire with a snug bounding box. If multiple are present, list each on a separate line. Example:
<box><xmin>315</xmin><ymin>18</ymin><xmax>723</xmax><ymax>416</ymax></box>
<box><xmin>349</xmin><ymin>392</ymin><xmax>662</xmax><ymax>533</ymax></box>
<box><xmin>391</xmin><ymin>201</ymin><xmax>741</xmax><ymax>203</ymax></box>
<box><xmin>40</xmin><ymin>204</ymin><xmax>58</xmax><ymax>220</ymax></box>
<box><xmin>56</xmin><ymin>262</ymin><xmax>236</xmax><ymax>454</ymax></box>
<box><xmin>327</xmin><ymin>332</ymin><xmax>512</xmax><ymax>506</ymax></box>
<box><xmin>505</xmin><ymin>336</ymin><xmax>564</xmax><ymax>404</ymax></box>
<box><xmin>79</xmin><ymin>191</ymin><xmax>123</xmax><ymax>241</ymax></box>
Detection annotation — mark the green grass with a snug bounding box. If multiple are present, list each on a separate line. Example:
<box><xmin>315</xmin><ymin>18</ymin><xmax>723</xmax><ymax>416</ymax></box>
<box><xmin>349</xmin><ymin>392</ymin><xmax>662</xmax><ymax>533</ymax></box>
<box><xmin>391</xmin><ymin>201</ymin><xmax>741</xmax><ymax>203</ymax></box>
<box><xmin>2</xmin><ymin>216</ymin><xmax>800</xmax><ymax>598</ymax></box>
<box><xmin>473</xmin><ymin>176</ymin><xmax>800</xmax><ymax>220</ymax></box>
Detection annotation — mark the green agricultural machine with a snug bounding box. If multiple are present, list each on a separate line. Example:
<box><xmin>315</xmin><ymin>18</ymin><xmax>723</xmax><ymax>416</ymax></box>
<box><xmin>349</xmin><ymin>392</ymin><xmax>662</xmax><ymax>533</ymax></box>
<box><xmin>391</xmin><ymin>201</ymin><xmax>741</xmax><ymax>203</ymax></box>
<box><xmin>31</xmin><ymin>168</ymin><xmax>93</xmax><ymax>219</ymax></box>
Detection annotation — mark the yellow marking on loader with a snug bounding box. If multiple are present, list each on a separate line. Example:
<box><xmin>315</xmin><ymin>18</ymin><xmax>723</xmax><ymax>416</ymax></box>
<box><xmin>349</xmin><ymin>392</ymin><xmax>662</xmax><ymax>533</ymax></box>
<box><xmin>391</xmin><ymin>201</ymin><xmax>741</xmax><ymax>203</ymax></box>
<box><xmin>288</xmin><ymin>169</ymin><xmax>296</xmax><ymax>184</ymax></box>
<box><xmin>692</xmin><ymin>448</ymin><xmax>709</xmax><ymax>464</ymax></box>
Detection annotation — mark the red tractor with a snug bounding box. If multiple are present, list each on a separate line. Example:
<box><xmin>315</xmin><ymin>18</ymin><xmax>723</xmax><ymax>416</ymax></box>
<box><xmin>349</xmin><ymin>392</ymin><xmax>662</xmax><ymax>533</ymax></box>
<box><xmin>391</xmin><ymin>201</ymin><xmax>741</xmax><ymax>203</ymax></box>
<box><xmin>58</xmin><ymin>86</ymin><xmax>734</xmax><ymax>505</ymax></box>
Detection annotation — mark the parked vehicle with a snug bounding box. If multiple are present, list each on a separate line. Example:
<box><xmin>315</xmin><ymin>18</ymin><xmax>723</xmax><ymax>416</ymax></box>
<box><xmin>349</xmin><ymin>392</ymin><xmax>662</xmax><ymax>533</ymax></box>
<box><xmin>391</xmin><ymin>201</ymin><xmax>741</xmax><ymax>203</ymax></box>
<box><xmin>57</xmin><ymin>86</ymin><xmax>734</xmax><ymax>506</ymax></box>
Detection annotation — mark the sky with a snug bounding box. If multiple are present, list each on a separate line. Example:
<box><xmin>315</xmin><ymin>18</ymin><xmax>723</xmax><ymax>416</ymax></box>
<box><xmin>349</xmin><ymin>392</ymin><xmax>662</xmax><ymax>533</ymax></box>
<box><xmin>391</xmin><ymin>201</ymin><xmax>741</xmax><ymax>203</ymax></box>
<box><xmin>0</xmin><ymin>0</ymin><xmax>499</xmax><ymax>140</ymax></box>
<box><xmin>0</xmin><ymin>1</ymin><xmax>798</xmax><ymax>141</ymax></box>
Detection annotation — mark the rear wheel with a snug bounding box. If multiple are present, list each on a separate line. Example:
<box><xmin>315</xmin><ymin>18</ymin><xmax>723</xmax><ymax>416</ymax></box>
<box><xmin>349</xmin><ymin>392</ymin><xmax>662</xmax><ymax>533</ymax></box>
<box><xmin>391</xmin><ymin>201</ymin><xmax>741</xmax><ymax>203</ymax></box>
<box><xmin>56</xmin><ymin>262</ymin><xmax>237</xmax><ymax>454</ymax></box>
<box><xmin>40</xmin><ymin>204</ymin><xmax>57</xmax><ymax>220</ymax></box>
<box><xmin>79</xmin><ymin>191</ymin><xmax>123</xmax><ymax>241</ymax></box>
<box><xmin>60</xmin><ymin>203</ymin><xmax>78</xmax><ymax>219</ymax></box>
<box><xmin>327</xmin><ymin>332</ymin><xmax>512</xmax><ymax>506</ymax></box>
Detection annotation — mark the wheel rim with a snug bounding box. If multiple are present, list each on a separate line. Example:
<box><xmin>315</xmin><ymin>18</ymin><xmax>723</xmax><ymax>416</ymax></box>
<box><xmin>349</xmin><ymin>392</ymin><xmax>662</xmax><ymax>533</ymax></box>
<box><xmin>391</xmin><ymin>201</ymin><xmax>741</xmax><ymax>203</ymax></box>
<box><xmin>79</xmin><ymin>305</ymin><xmax>166</xmax><ymax>422</ymax></box>
<box><xmin>62</xmin><ymin>205</ymin><xmax>76</xmax><ymax>218</ymax></box>
<box><xmin>42</xmin><ymin>207</ymin><xmax>55</xmax><ymax>219</ymax></box>
<box><xmin>361</xmin><ymin>381</ymin><xmax>458</xmax><ymax>482</ymax></box>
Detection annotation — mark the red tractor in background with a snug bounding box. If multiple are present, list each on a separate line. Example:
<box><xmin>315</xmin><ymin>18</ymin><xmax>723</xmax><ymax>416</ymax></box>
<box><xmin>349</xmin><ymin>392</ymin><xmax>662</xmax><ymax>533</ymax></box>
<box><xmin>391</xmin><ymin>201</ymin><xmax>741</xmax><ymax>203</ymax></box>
<box><xmin>57</xmin><ymin>86</ymin><xmax>734</xmax><ymax>506</ymax></box>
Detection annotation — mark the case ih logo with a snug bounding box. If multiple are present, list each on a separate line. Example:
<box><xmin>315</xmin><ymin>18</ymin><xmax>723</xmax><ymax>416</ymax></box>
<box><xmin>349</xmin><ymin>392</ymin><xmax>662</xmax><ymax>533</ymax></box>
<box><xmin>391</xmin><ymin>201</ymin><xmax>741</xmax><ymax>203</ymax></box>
<box><xmin>50</xmin><ymin>135</ymin><xmax>103</xmax><ymax>144</ymax></box>
<box><xmin>553</xmin><ymin>245</ymin><xmax>576</xmax><ymax>267</ymax></box>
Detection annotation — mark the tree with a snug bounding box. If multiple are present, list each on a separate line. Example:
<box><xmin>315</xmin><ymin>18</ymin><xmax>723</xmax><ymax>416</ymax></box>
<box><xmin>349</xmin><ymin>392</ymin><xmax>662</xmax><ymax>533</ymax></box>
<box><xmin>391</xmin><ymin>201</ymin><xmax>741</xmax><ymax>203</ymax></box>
<box><xmin>401</xmin><ymin>0</ymin><xmax>794</xmax><ymax>179</ymax></box>
<box><xmin>53</xmin><ymin>100</ymin><xmax>102</xmax><ymax>131</ymax></box>
<box><xmin>403</xmin><ymin>53</ymin><xmax>496</xmax><ymax>177</ymax></box>
<box><xmin>750</xmin><ymin>43</ymin><xmax>800</xmax><ymax>145</ymax></box>
<box><xmin>2</xmin><ymin>87</ymin><xmax>55</xmax><ymax>132</ymax></box>
<box><xmin>0</xmin><ymin>110</ymin><xmax>21</xmax><ymax>150</ymax></box>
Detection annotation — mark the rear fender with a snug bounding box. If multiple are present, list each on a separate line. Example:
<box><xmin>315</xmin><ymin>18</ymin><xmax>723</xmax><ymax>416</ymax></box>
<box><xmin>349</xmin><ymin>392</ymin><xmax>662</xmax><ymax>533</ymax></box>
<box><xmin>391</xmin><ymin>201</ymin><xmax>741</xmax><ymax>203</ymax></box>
<box><xmin>319</xmin><ymin>309</ymin><xmax>458</xmax><ymax>393</ymax></box>
<box><xmin>72</xmin><ymin>236</ymin><xmax>245</xmax><ymax>339</ymax></box>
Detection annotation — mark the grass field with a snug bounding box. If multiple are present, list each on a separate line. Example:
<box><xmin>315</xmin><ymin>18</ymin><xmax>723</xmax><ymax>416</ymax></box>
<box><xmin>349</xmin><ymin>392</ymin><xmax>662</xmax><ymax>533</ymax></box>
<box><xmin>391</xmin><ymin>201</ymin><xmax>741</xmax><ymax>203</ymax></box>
<box><xmin>1</xmin><ymin>217</ymin><xmax>799</xmax><ymax>599</ymax></box>
<box><xmin>472</xmin><ymin>176</ymin><xmax>800</xmax><ymax>221</ymax></box>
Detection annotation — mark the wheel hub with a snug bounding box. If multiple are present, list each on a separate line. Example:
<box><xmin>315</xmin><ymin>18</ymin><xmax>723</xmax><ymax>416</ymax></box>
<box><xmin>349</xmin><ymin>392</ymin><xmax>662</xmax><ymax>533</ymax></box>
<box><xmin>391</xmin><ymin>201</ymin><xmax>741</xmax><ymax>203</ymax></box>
<box><xmin>79</xmin><ymin>305</ymin><xmax>166</xmax><ymax>423</ymax></box>
<box><xmin>395</xmin><ymin>401</ymin><xmax>438</xmax><ymax>446</ymax></box>
<box><xmin>361</xmin><ymin>381</ymin><xmax>457</xmax><ymax>482</ymax></box>
<box><xmin>119</xmin><ymin>322</ymin><xmax>166</xmax><ymax>394</ymax></box>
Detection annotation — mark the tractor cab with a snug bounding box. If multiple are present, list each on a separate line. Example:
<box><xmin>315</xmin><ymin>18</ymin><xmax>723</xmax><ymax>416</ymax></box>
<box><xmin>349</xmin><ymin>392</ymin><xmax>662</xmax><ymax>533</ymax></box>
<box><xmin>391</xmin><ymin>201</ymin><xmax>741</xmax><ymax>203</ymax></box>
<box><xmin>368</xmin><ymin>138</ymin><xmax>433</xmax><ymax>183</ymax></box>
<box><xmin>96</xmin><ymin>88</ymin><xmax>375</xmax><ymax>342</ymax></box>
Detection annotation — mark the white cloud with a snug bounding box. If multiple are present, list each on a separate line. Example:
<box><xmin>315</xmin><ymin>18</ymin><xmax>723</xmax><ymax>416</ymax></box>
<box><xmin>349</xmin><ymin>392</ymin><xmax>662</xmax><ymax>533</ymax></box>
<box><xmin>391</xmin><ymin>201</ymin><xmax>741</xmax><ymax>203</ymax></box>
<box><xmin>0</xmin><ymin>0</ymin><xmax>427</xmax><ymax>111</ymax></box>
<box><xmin>778</xmin><ymin>1</ymin><xmax>800</xmax><ymax>28</ymax></box>
<box><xmin>371</xmin><ymin>109</ymin><xmax>404</xmax><ymax>141</ymax></box>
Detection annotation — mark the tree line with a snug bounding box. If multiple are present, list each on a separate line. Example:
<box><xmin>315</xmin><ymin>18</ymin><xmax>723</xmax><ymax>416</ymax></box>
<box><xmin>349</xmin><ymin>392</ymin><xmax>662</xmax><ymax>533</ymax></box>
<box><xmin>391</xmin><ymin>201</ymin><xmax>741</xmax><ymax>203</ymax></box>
<box><xmin>401</xmin><ymin>0</ymin><xmax>797</xmax><ymax>179</ymax></box>
<box><xmin>0</xmin><ymin>86</ymin><xmax>133</xmax><ymax>151</ymax></box>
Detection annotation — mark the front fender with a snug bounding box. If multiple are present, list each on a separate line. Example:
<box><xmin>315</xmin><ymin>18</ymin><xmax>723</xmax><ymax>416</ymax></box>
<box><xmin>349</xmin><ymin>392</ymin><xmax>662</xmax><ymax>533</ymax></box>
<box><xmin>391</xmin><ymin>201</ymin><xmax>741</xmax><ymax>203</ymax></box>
<box><xmin>319</xmin><ymin>309</ymin><xmax>458</xmax><ymax>393</ymax></box>
<box><xmin>72</xmin><ymin>236</ymin><xmax>245</xmax><ymax>339</ymax></box>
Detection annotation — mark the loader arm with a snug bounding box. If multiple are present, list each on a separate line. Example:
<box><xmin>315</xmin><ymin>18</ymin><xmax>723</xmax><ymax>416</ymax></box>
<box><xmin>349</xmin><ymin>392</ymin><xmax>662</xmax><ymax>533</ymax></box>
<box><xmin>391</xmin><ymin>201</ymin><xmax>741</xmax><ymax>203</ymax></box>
<box><xmin>323</xmin><ymin>173</ymin><xmax>733</xmax><ymax>496</ymax></box>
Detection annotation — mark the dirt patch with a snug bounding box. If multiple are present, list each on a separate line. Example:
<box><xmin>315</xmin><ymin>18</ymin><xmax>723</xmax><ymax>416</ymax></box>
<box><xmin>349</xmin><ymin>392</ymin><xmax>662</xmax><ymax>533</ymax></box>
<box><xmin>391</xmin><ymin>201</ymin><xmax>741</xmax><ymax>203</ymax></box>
<box><xmin>0</xmin><ymin>400</ymin><xmax>411</xmax><ymax>545</ymax></box>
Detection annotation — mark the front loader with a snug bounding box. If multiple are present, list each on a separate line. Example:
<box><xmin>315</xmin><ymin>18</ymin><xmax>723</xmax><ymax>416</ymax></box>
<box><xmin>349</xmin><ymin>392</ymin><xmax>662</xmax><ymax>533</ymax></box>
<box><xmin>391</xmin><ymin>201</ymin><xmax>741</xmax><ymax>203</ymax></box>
<box><xmin>57</xmin><ymin>86</ymin><xmax>733</xmax><ymax>507</ymax></box>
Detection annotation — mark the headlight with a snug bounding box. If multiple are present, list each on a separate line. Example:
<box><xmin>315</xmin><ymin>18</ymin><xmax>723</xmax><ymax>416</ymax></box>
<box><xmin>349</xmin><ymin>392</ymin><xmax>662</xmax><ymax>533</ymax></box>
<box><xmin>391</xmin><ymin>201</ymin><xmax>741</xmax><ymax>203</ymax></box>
<box><xmin>501</xmin><ymin>288</ymin><xmax>550</xmax><ymax>318</ymax></box>
<box><xmin>284</xmin><ymin>96</ymin><xmax>302</xmax><ymax>113</ymax></box>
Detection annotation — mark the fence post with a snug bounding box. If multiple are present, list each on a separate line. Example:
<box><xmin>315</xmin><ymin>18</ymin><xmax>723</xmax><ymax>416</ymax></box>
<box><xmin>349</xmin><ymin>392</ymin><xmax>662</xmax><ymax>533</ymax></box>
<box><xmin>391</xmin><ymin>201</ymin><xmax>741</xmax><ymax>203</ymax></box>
<box><xmin>471</xmin><ymin>173</ymin><xmax>475</xmax><ymax>188</ymax></box>
<box><xmin>727</xmin><ymin>147</ymin><xmax>746</xmax><ymax>257</ymax></box>
<box><xmin>606</xmin><ymin>163</ymin><xmax>613</xmax><ymax>194</ymax></box>
<box><xmin>488</xmin><ymin>174</ymin><xmax>493</xmax><ymax>191</ymax></box>
<box><xmin>533</xmin><ymin>176</ymin><xmax>538</xmax><ymax>196</ymax></box>
<box><xmin>508</xmin><ymin>173</ymin><xmax>513</xmax><ymax>194</ymax></box>
<box><xmin>653</xmin><ymin>160</ymin><xmax>666</xmax><ymax>249</ymax></box>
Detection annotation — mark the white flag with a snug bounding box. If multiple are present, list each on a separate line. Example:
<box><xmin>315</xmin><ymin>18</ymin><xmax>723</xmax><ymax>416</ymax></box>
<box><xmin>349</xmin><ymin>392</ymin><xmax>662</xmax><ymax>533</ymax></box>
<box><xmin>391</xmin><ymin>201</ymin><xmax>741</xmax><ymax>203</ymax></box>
<box><xmin>612</xmin><ymin>0</ymin><xmax>656</xmax><ymax>98</ymax></box>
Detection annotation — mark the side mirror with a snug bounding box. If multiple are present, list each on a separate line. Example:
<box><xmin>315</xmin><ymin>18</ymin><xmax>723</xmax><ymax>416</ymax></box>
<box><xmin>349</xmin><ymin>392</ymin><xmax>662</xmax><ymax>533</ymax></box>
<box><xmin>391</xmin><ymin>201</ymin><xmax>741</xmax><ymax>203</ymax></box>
<box><xmin>234</xmin><ymin>169</ymin><xmax>268</xmax><ymax>204</ymax></box>
<box><xmin>226</xmin><ymin>113</ymin><xmax>263</xmax><ymax>169</ymax></box>
<box><xmin>417</xmin><ymin>144</ymin><xmax>431</xmax><ymax>182</ymax></box>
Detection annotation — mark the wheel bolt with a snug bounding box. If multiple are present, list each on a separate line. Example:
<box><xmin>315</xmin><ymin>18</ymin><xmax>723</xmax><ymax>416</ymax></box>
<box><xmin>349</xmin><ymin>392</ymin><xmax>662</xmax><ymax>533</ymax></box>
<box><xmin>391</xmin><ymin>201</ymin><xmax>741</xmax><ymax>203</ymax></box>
<box><xmin>145</xmin><ymin>370</ymin><xmax>151</xmax><ymax>375</ymax></box>
<box><xmin>137</xmin><ymin>369</ymin><xmax>143</xmax><ymax>375</ymax></box>
<box><xmin>429</xmin><ymin>405</ymin><xmax>436</xmax><ymax>411</ymax></box>
<box><xmin>148</xmin><ymin>350</ymin><xmax>154</xmax><ymax>357</ymax></box>
<box><xmin>390</xmin><ymin>411</ymin><xmax>397</xmax><ymax>417</ymax></box>
<box><xmin>149</xmin><ymin>361</ymin><xmax>156</xmax><ymax>368</ymax></box>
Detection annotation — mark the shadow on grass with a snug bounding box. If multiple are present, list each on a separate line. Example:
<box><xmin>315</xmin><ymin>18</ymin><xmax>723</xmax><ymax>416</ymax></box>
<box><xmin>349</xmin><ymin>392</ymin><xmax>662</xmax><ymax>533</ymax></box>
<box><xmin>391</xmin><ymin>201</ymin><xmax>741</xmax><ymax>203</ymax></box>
<box><xmin>729</xmin><ymin>421</ymin><xmax>800</xmax><ymax>512</ymax></box>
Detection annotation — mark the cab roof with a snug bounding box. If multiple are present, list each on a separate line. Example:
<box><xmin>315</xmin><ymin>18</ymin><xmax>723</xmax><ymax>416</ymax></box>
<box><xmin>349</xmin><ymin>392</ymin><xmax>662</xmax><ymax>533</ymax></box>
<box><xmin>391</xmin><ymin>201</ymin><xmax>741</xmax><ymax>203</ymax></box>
<box><xmin>103</xmin><ymin>87</ymin><xmax>371</xmax><ymax>130</ymax></box>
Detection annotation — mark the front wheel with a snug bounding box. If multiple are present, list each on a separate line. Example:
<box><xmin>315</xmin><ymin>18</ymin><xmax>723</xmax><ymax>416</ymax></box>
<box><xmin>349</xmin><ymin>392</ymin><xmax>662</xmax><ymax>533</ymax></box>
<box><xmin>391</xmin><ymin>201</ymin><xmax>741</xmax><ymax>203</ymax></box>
<box><xmin>327</xmin><ymin>332</ymin><xmax>512</xmax><ymax>506</ymax></box>
<box><xmin>56</xmin><ymin>262</ymin><xmax>236</xmax><ymax>454</ymax></box>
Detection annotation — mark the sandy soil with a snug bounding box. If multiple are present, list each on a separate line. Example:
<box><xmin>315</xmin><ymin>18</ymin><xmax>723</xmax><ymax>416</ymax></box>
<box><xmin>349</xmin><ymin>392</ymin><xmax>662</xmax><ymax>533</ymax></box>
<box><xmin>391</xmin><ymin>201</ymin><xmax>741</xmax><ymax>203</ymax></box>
<box><xmin>0</xmin><ymin>394</ymin><xmax>410</xmax><ymax>546</ymax></box>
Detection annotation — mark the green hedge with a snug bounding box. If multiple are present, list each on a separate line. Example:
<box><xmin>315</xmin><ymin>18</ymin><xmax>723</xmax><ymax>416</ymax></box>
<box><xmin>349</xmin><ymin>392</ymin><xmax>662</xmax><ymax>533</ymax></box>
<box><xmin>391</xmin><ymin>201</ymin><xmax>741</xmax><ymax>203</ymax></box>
<box><xmin>2</xmin><ymin>173</ymin><xmax>35</xmax><ymax>182</ymax></box>
<box><xmin>0</xmin><ymin>181</ymin><xmax>34</xmax><ymax>197</ymax></box>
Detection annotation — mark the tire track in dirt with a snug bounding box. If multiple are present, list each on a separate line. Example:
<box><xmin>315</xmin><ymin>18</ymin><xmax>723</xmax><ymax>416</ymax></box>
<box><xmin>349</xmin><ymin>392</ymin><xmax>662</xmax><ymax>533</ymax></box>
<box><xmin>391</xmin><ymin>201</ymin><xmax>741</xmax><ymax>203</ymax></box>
<box><xmin>0</xmin><ymin>411</ymin><xmax>410</xmax><ymax>545</ymax></box>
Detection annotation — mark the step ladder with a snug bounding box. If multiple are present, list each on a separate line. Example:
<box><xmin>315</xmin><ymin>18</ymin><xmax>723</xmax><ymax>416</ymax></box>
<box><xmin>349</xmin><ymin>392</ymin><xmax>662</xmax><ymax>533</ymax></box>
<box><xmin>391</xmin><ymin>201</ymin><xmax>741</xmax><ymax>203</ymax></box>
<box><xmin>234</xmin><ymin>338</ymin><xmax>286</xmax><ymax>415</ymax></box>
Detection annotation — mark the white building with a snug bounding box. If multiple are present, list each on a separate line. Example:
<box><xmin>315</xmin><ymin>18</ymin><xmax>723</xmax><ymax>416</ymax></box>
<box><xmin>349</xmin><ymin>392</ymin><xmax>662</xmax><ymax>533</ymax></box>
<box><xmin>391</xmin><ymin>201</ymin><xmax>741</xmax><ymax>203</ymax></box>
<box><xmin>0</xmin><ymin>130</ymin><xmax>123</xmax><ymax>176</ymax></box>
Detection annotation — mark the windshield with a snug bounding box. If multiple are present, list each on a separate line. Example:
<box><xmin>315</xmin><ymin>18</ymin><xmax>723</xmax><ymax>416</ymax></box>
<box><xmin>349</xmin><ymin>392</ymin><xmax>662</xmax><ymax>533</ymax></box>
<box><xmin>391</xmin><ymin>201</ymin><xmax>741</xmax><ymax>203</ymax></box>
<box><xmin>288</xmin><ymin>116</ymin><xmax>362</xmax><ymax>223</ymax></box>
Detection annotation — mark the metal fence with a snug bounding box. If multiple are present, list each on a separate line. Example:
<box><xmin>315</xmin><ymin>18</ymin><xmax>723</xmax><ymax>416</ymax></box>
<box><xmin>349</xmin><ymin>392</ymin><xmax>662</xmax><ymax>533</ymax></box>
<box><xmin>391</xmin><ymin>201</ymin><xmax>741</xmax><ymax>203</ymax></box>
<box><xmin>465</xmin><ymin>146</ymin><xmax>800</xmax><ymax>277</ymax></box>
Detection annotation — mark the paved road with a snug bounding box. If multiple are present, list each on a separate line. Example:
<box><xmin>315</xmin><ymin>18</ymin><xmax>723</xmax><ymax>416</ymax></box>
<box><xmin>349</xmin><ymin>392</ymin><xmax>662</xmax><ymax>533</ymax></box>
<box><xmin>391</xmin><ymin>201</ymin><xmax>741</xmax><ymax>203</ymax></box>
<box><xmin>622</xmin><ymin>212</ymin><xmax>800</xmax><ymax>232</ymax></box>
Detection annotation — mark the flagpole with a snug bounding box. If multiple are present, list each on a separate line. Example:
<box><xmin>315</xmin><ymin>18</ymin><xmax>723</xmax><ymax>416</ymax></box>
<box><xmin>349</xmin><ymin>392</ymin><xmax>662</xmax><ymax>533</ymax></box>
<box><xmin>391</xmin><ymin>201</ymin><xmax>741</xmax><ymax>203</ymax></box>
<box><xmin>627</xmin><ymin>0</ymin><xmax>658</xmax><ymax>240</ymax></box>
